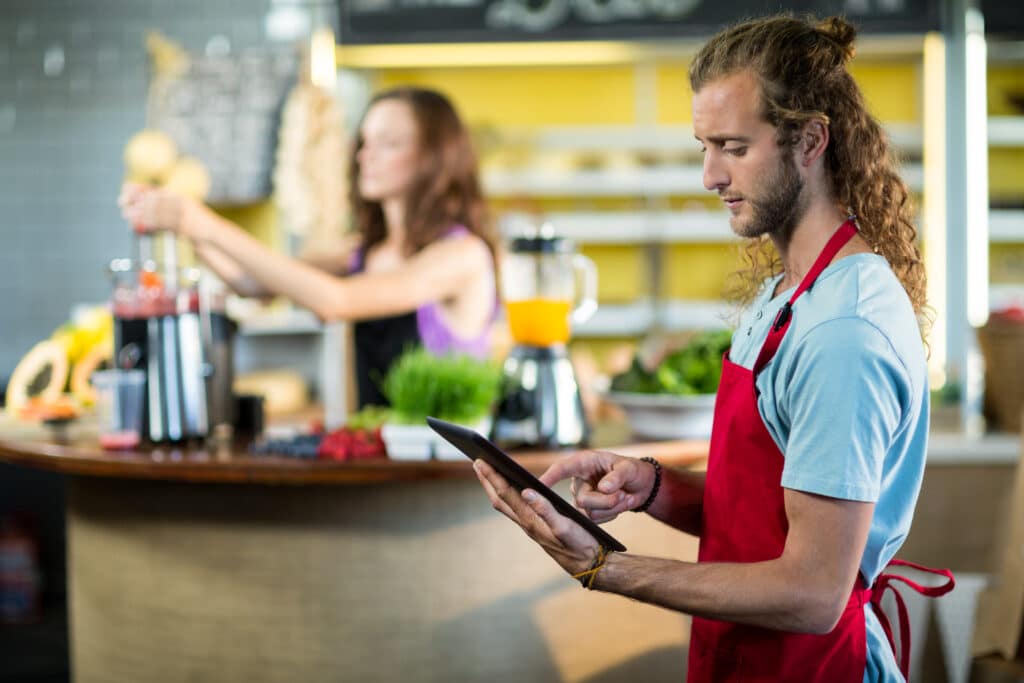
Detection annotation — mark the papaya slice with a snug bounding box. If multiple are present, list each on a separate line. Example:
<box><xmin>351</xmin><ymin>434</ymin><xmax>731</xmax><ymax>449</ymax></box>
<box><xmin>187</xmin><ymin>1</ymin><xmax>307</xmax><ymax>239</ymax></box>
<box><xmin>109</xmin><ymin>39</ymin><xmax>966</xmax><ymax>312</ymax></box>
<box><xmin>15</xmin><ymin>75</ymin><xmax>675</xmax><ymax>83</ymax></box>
<box><xmin>19</xmin><ymin>394</ymin><xmax>80</xmax><ymax>422</ymax></box>
<box><xmin>70</xmin><ymin>341</ymin><xmax>112</xmax><ymax>406</ymax></box>
<box><xmin>5</xmin><ymin>340</ymin><xmax>69</xmax><ymax>416</ymax></box>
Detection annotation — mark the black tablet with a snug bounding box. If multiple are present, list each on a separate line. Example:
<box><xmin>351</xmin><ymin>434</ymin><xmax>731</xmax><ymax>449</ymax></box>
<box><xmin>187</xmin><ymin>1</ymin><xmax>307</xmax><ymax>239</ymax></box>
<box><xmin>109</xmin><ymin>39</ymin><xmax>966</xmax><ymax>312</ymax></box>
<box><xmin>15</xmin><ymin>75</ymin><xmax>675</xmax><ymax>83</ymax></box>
<box><xmin>427</xmin><ymin>417</ymin><xmax>627</xmax><ymax>553</ymax></box>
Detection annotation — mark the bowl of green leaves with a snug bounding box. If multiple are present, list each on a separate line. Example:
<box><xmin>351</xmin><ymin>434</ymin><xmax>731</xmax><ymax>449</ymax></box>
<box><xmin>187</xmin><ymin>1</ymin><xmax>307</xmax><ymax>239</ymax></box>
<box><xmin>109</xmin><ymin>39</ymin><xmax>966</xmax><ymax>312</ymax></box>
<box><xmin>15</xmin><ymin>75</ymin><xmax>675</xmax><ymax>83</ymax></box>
<box><xmin>380</xmin><ymin>348</ymin><xmax>501</xmax><ymax>460</ymax></box>
<box><xmin>606</xmin><ymin>329</ymin><xmax>732</xmax><ymax>440</ymax></box>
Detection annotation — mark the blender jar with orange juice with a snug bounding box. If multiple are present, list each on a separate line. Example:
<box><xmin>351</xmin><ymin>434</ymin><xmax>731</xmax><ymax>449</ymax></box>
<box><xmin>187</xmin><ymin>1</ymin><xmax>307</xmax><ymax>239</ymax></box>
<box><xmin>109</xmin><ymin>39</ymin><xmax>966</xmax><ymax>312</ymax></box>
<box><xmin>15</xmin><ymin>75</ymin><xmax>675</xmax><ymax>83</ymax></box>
<box><xmin>501</xmin><ymin>234</ymin><xmax>596</xmax><ymax>348</ymax></box>
<box><xmin>491</xmin><ymin>230</ymin><xmax>597</xmax><ymax>448</ymax></box>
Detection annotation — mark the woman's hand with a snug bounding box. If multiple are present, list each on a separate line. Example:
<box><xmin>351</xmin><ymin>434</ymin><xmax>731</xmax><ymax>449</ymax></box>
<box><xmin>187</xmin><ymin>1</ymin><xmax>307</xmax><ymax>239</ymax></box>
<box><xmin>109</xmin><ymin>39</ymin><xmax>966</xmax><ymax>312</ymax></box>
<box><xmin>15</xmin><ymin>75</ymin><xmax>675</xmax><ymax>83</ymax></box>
<box><xmin>473</xmin><ymin>459</ymin><xmax>600</xmax><ymax>577</ymax></box>
<box><xmin>541</xmin><ymin>451</ymin><xmax>657</xmax><ymax>523</ymax></box>
<box><xmin>118</xmin><ymin>183</ymin><xmax>203</xmax><ymax>240</ymax></box>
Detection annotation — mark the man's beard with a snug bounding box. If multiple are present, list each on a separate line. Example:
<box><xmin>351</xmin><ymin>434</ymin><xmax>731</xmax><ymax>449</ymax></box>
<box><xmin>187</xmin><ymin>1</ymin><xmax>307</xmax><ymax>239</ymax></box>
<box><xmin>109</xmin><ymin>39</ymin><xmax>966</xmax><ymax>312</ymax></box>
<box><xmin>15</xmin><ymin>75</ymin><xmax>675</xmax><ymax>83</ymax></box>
<box><xmin>734</xmin><ymin>153</ymin><xmax>806</xmax><ymax>245</ymax></box>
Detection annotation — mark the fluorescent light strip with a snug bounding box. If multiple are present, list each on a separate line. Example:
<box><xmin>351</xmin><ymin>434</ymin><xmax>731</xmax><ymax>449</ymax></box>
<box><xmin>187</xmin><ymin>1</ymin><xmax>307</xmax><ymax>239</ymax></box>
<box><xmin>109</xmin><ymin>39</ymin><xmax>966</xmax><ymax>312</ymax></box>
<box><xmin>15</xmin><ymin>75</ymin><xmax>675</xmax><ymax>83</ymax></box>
<box><xmin>923</xmin><ymin>31</ymin><xmax>947</xmax><ymax>388</ymax></box>
<box><xmin>965</xmin><ymin>9</ymin><xmax>989</xmax><ymax>327</ymax></box>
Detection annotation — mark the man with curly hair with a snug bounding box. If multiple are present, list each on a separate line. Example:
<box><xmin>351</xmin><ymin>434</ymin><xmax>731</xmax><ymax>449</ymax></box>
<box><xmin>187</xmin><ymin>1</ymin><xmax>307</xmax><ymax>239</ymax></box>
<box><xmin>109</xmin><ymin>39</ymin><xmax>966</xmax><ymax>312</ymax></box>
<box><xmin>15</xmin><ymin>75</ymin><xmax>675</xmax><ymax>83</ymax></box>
<box><xmin>474</xmin><ymin>14</ymin><xmax>954</xmax><ymax>683</ymax></box>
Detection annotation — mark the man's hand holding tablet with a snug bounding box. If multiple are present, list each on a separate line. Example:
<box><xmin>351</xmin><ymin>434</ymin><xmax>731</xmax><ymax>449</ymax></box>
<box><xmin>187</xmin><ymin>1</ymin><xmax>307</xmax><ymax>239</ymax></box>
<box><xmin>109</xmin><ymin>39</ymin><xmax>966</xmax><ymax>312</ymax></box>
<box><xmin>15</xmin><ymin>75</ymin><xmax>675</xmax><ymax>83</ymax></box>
<box><xmin>427</xmin><ymin>417</ymin><xmax>639</xmax><ymax>589</ymax></box>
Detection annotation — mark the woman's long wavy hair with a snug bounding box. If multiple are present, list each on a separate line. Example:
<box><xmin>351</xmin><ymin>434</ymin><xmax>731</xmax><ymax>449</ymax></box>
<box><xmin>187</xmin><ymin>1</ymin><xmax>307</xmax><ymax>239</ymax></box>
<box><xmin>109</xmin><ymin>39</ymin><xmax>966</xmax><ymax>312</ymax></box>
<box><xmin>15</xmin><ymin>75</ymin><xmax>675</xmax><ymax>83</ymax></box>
<box><xmin>689</xmin><ymin>15</ymin><xmax>928</xmax><ymax>325</ymax></box>
<box><xmin>348</xmin><ymin>87</ymin><xmax>498</xmax><ymax>262</ymax></box>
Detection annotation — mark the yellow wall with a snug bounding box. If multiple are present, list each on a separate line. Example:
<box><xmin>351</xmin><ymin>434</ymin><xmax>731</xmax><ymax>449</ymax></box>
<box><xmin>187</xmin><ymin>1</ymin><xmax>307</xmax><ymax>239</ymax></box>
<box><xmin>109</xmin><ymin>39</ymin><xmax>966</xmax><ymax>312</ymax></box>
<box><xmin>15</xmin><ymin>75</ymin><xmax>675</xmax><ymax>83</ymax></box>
<box><xmin>987</xmin><ymin>66</ymin><xmax>1024</xmax><ymax>201</ymax></box>
<box><xmin>988</xmin><ymin>66</ymin><xmax>1024</xmax><ymax>116</ymax></box>
<box><xmin>580</xmin><ymin>245</ymin><xmax>649</xmax><ymax>302</ymax></box>
<box><xmin>661</xmin><ymin>244</ymin><xmax>740</xmax><ymax>300</ymax></box>
<box><xmin>990</xmin><ymin>244</ymin><xmax>1024</xmax><ymax>284</ymax></box>
<box><xmin>215</xmin><ymin>201</ymin><xmax>282</xmax><ymax>250</ymax></box>
<box><xmin>848</xmin><ymin>62</ymin><xmax>921</xmax><ymax>123</ymax></box>
<box><xmin>987</xmin><ymin>66</ymin><xmax>1024</xmax><ymax>205</ymax></box>
<box><xmin>654</xmin><ymin>62</ymin><xmax>692</xmax><ymax>124</ymax></box>
<box><xmin>376</xmin><ymin>66</ymin><xmax>637</xmax><ymax>126</ymax></box>
<box><xmin>990</xmin><ymin>148</ymin><xmax>1024</xmax><ymax>201</ymax></box>
<box><xmin>377</xmin><ymin>59</ymin><xmax>923</xmax><ymax>128</ymax></box>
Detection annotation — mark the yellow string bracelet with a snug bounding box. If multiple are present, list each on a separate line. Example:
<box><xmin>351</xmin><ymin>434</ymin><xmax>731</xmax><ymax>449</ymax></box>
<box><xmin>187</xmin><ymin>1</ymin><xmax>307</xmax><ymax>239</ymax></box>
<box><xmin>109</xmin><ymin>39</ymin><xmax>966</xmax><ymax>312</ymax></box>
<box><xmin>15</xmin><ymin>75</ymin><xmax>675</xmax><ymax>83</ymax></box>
<box><xmin>572</xmin><ymin>546</ymin><xmax>611</xmax><ymax>590</ymax></box>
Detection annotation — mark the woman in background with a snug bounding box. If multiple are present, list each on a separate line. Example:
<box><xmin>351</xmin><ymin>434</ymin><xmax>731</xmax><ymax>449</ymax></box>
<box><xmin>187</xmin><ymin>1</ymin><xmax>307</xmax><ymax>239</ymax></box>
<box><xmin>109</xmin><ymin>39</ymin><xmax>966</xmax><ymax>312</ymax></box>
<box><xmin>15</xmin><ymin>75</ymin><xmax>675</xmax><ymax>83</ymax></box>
<box><xmin>121</xmin><ymin>87</ymin><xmax>499</xmax><ymax>407</ymax></box>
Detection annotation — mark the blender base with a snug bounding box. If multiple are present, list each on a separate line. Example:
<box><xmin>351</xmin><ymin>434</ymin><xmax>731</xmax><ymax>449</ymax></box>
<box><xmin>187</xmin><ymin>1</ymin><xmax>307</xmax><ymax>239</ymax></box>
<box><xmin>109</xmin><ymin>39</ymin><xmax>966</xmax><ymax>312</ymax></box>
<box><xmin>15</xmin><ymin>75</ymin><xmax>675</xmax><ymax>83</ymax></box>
<box><xmin>490</xmin><ymin>344</ymin><xmax>589</xmax><ymax>449</ymax></box>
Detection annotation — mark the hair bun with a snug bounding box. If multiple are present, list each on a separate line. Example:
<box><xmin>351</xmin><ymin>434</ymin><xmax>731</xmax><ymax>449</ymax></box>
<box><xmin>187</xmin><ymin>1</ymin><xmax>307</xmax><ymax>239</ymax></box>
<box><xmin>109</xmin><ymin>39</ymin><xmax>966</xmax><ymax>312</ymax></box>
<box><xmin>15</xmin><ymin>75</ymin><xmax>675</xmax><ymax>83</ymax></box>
<box><xmin>816</xmin><ymin>16</ymin><xmax>857</xmax><ymax>62</ymax></box>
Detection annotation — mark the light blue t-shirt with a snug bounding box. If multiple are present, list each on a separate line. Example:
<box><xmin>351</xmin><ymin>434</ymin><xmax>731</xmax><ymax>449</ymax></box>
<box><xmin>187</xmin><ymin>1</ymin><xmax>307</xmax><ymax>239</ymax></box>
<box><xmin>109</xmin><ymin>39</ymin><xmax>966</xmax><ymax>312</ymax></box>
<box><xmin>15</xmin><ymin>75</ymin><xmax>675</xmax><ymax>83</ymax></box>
<box><xmin>728</xmin><ymin>253</ymin><xmax>929</xmax><ymax>683</ymax></box>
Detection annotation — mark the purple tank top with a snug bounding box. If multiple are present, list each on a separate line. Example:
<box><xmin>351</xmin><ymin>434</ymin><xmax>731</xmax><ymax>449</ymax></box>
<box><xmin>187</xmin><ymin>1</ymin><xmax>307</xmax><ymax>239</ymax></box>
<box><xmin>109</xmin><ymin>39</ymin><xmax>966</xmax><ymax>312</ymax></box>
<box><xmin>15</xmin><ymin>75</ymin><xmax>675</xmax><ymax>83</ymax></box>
<box><xmin>349</xmin><ymin>225</ymin><xmax>495</xmax><ymax>360</ymax></box>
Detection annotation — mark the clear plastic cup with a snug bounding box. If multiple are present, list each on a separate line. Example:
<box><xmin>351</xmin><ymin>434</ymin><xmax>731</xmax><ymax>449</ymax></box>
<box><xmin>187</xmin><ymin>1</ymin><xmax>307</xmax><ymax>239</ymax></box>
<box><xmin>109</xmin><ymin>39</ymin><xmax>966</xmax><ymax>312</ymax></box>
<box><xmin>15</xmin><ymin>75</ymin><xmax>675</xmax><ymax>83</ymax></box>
<box><xmin>91</xmin><ymin>369</ymin><xmax>145</xmax><ymax>450</ymax></box>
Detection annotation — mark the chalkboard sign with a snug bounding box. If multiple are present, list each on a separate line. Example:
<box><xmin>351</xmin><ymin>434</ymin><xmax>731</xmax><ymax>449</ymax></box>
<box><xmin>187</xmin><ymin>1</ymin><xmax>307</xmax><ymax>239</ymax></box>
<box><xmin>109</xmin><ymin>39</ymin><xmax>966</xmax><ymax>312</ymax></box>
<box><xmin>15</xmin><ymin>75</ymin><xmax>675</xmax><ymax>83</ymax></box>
<box><xmin>980</xmin><ymin>0</ymin><xmax>1024</xmax><ymax>37</ymax></box>
<box><xmin>147</xmin><ymin>49</ymin><xmax>298</xmax><ymax>205</ymax></box>
<box><xmin>339</xmin><ymin>0</ymin><xmax>941</xmax><ymax>45</ymax></box>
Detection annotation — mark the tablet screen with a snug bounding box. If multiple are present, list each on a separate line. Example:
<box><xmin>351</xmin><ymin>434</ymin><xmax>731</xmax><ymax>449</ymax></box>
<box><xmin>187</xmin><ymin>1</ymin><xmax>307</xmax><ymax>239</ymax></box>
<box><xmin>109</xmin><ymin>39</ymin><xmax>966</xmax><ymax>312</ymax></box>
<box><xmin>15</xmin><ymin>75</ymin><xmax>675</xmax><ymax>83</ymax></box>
<box><xmin>427</xmin><ymin>417</ymin><xmax>627</xmax><ymax>553</ymax></box>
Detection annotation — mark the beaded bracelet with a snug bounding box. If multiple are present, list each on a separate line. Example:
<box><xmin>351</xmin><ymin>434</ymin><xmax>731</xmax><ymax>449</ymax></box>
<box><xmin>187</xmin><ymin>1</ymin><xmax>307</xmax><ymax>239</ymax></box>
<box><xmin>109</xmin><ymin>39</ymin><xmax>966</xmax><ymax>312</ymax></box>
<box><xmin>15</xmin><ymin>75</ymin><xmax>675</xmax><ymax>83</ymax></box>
<box><xmin>632</xmin><ymin>456</ymin><xmax>662</xmax><ymax>513</ymax></box>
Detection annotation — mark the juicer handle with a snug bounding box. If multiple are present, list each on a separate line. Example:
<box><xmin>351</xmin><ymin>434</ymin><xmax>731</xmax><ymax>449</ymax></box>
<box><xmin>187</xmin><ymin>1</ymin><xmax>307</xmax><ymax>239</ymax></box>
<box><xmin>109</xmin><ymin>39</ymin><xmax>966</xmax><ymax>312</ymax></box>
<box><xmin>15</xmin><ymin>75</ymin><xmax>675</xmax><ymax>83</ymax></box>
<box><xmin>571</xmin><ymin>253</ymin><xmax>597</xmax><ymax>324</ymax></box>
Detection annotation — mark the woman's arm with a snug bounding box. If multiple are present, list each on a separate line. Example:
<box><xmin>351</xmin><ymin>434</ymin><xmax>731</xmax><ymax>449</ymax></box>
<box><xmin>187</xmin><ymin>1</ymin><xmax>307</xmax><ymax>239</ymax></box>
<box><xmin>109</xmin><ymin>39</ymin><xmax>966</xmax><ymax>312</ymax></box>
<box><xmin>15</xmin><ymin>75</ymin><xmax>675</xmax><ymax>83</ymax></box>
<box><xmin>209</xmin><ymin>223</ymin><xmax>491</xmax><ymax>322</ymax></box>
<box><xmin>193</xmin><ymin>241</ymin><xmax>273</xmax><ymax>299</ymax></box>
<box><xmin>194</xmin><ymin>233</ymin><xmax>362</xmax><ymax>299</ymax></box>
<box><xmin>296</xmin><ymin>233</ymin><xmax>363</xmax><ymax>276</ymax></box>
<box><xmin>121</xmin><ymin>185</ymin><xmax>490</xmax><ymax>321</ymax></box>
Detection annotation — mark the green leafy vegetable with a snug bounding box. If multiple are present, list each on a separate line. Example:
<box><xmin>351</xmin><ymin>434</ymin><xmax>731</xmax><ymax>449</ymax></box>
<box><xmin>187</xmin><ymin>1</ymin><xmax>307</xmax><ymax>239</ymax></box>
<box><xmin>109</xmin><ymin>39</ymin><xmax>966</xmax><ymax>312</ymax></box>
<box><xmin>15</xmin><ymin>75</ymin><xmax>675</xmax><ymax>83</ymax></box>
<box><xmin>610</xmin><ymin>329</ymin><xmax>733</xmax><ymax>395</ymax></box>
<box><xmin>345</xmin><ymin>405</ymin><xmax>392</xmax><ymax>430</ymax></box>
<box><xmin>382</xmin><ymin>348</ymin><xmax>502</xmax><ymax>425</ymax></box>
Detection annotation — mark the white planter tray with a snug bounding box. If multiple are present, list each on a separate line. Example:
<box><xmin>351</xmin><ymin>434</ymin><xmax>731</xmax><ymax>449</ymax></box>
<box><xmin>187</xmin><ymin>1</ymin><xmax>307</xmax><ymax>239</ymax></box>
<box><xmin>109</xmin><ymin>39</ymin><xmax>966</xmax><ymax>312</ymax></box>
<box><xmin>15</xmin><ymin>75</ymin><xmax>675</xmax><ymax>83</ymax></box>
<box><xmin>382</xmin><ymin>417</ymin><xmax>492</xmax><ymax>461</ymax></box>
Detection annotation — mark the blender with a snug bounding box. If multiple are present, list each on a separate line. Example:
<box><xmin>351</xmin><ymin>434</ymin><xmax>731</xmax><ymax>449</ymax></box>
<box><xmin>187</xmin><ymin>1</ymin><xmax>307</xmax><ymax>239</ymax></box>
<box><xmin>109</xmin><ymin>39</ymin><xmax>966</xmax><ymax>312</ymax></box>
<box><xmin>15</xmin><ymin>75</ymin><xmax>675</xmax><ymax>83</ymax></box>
<box><xmin>491</xmin><ymin>228</ymin><xmax>597</xmax><ymax>449</ymax></box>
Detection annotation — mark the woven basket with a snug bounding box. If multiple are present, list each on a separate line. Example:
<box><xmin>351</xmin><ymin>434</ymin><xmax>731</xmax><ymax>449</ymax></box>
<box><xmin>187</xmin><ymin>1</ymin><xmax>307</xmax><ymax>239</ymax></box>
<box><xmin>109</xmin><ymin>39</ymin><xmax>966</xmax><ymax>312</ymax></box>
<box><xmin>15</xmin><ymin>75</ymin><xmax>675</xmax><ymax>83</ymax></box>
<box><xmin>976</xmin><ymin>318</ymin><xmax>1024</xmax><ymax>432</ymax></box>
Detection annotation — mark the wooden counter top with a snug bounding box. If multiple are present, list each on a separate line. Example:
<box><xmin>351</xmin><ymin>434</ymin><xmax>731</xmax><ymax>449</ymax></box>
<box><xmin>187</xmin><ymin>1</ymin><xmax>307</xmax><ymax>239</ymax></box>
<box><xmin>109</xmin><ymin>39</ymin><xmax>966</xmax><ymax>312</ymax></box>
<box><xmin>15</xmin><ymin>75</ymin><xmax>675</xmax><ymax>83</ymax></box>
<box><xmin>0</xmin><ymin>421</ymin><xmax>708</xmax><ymax>485</ymax></box>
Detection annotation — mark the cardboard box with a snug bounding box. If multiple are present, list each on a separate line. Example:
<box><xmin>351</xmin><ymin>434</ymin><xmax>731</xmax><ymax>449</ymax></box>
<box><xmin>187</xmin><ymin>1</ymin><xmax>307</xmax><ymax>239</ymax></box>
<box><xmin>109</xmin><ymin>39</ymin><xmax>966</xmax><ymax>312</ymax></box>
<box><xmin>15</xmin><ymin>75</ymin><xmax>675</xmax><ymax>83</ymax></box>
<box><xmin>970</xmin><ymin>426</ymin><xmax>1024</xmax><ymax>680</ymax></box>
<box><xmin>969</xmin><ymin>654</ymin><xmax>1024</xmax><ymax>683</ymax></box>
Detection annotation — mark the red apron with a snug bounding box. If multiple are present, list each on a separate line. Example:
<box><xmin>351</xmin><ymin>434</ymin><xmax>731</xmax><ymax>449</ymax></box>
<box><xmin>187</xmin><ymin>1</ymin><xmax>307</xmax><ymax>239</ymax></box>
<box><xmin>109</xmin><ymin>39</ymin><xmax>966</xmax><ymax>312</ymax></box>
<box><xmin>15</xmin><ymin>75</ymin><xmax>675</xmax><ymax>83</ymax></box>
<box><xmin>687</xmin><ymin>220</ymin><xmax>955</xmax><ymax>682</ymax></box>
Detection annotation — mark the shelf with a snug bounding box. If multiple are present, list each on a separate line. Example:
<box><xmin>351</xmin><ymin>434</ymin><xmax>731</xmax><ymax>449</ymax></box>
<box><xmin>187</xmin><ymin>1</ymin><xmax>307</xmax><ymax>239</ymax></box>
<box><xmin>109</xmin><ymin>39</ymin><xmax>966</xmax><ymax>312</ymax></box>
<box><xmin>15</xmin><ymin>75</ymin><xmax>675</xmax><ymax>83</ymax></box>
<box><xmin>987</xmin><ymin>117</ymin><xmax>1024</xmax><ymax>147</ymax></box>
<box><xmin>484</xmin><ymin>165</ymin><xmax>706</xmax><ymax>197</ymax></box>
<box><xmin>574</xmin><ymin>299</ymin><xmax>734</xmax><ymax>337</ymax></box>
<box><xmin>485</xmin><ymin>163</ymin><xmax>923</xmax><ymax>197</ymax></box>
<box><xmin>990</xmin><ymin>284</ymin><xmax>1024</xmax><ymax>311</ymax></box>
<box><xmin>231</xmin><ymin>303</ymin><xmax>349</xmax><ymax>429</ymax></box>
<box><xmin>989</xmin><ymin>209</ymin><xmax>1024</xmax><ymax>242</ymax></box>
<box><xmin>574</xmin><ymin>300</ymin><xmax>657</xmax><ymax>337</ymax></box>
<box><xmin>235</xmin><ymin>307</ymin><xmax>324</xmax><ymax>336</ymax></box>
<box><xmin>526</xmin><ymin>125</ymin><xmax>695</xmax><ymax>153</ymax></box>
<box><xmin>653</xmin><ymin>212</ymin><xmax>737</xmax><ymax>242</ymax></box>
<box><xmin>500</xmin><ymin>210</ymin><xmax>737</xmax><ymax>243</ymax></box>
<box><xmin>657</xmin><ymin>300</ymin><xmax>734</xmax><ymax>331</ymax></box>
<box><xmin>501</xmin><ymin>207</ymin><xmax>1020</xmax><ymax>245</ymax></box>
<box><xmin>499</xmin><ymin>123</ymin><xmax>923</xmax><ymax>154</ymax></box>
<box><xmin>576</xmin><ymin>289</ymin><xmax>1024</xmax><ymax>335</ymax></box>
<box><xmin>500</xmin><ymin>211</ymin><xmax>658</xmax><ymax>242</ymax></box>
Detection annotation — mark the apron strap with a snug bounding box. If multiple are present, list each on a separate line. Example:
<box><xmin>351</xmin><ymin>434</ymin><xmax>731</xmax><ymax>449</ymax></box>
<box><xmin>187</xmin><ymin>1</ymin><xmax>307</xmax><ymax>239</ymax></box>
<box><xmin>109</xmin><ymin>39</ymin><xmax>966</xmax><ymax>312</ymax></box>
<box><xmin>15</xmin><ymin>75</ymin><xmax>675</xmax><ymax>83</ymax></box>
<box><xmin>869</xmin><ymin>559</ymin><xmax>956</xmax><ymax>680</ymax></box>
<box><xmin>753</xmin><ymin>218</ymin><xmax>859</xmax><ymax>376</ymax></box>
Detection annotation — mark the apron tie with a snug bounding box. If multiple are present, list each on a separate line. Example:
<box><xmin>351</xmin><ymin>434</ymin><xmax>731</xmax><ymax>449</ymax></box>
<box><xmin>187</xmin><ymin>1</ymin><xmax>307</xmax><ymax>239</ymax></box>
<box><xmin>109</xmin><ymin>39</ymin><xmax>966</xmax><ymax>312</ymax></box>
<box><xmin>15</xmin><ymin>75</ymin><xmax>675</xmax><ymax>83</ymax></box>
<box><xmin>869</xmin><ymin>558</ymin><xmax>956</xmax><ymax>680</ymax></box>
